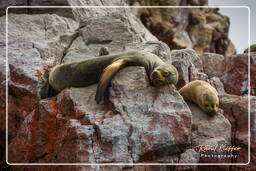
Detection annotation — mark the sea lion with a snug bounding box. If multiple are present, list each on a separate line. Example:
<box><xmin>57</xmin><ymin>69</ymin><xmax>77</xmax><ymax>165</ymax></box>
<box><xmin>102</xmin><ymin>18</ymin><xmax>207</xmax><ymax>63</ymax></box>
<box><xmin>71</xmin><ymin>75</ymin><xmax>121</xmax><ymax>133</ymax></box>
<box><xmin>179</xmin><ymin>80</ymin><xmax>219</xmax><ymax>116</ymax></box>
<box><xmin>48</xmin><ymin>50</ymin><xmax>178</xmax><ymax>103</ymax></box>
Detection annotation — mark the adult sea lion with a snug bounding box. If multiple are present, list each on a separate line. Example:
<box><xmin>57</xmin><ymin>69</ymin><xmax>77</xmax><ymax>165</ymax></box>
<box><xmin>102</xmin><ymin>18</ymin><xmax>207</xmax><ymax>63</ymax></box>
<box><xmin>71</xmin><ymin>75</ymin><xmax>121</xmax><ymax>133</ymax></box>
<box><xmin>179</xmin><ymin>80</ymin><xmax>219</xmax><ymax>116</ymax></box>
<box><xmin>48</xmin><ymin>50</ymin><xmax>178</xmax><ymax>103</ymax></box>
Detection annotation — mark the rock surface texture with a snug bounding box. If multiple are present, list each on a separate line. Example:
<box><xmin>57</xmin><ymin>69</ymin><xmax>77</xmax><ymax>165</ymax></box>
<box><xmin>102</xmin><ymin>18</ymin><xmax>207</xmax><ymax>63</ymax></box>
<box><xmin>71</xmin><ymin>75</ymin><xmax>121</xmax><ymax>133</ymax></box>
<box><xmin>5</xmin><ymin>7</ymin><xmax>195</xmax><ymax>164</ymax></box>
<box><xmin>0</xmin><ymin>0</ymin><xmax>253</xmax><ymax>170</ymax></box>
<box><xmin>128</xmin><ymin>0</ymin><xmax>236</xmax><ymax>56</ymax></box>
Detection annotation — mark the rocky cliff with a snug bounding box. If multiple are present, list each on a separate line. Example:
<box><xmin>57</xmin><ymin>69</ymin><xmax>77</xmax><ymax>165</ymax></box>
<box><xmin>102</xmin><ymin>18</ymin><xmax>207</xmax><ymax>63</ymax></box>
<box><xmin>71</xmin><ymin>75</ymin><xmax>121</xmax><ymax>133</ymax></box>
<box><xmin>0</xmin><ymin>0</ymin><xmax>255</xmax><ymax>170</ymax></box>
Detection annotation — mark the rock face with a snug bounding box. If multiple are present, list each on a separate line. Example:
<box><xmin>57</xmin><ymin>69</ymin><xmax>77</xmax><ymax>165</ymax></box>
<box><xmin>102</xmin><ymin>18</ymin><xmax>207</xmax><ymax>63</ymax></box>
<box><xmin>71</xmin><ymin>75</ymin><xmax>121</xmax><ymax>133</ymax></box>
<box><xmin>170</xmin><ymin>49</ymin><xmax>226</xmax><ymax>95</ymax></box>
<box><xmin>5</xmin><ymin>7</ymin><xmax>195</xmax><ymax>164</ymax></box>
<box><xmin>200</xmin><ymin>52</ymin><xmax>255</xmax><ymax>96</ymax></box>
<box><xmin>0</xmin><ymin>0</ymin><xmax>252</xmax><ymax>170</ymax></box>
<box><xmin>220</xmin><ymin>95</ymin><xmax>249</xmax><ymax>164</ymax></box>
<box><xmin>9</xmin><ymin>68</ymin><xmax>192</xmax><ymax>163</ymax></box>
<box><xmin>1</xmin><ymin>0</ymin><xmax>73</xmax><ymax>18</ymax></box>
<box><xmin>4</xmin><ymin>13</ymin><xmax>79</xmax><ymax>142</ymax></box>
<box><xmin>128</xmin><ymin>0</ymin><xmax>236</xmax><ymax>56</ymax></box>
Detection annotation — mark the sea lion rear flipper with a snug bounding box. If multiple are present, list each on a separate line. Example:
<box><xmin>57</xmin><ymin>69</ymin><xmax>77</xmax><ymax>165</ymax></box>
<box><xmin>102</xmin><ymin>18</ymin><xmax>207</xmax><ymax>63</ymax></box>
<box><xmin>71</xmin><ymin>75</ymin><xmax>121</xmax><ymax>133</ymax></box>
<box><xmin>95</xmin><ymin>58</ymin><xmax>132</xmax><ymax>104</ymax></box>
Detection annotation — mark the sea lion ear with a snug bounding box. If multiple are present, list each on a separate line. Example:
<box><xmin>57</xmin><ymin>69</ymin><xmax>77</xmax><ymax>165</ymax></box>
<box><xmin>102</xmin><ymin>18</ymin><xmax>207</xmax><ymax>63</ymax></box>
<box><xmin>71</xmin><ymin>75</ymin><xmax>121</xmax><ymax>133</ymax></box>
<box><xmin>95</xmin><ymin>58</ymin><xmax>132</xmax><ymax>104</ymax></box>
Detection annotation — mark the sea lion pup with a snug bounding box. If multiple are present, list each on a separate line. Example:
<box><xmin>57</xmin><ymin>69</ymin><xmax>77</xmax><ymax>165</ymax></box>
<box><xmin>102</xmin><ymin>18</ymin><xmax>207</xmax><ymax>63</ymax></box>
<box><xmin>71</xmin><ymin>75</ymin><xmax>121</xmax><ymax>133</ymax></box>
<box><xmin>179</xmin><ymin>80</ymin><xmax>219</xmax><ymax>116</ymax></box>
<box><xmin>48</xmin><ymin>51</ymin><xmax>178</xmax><ymax>103</ymax></box>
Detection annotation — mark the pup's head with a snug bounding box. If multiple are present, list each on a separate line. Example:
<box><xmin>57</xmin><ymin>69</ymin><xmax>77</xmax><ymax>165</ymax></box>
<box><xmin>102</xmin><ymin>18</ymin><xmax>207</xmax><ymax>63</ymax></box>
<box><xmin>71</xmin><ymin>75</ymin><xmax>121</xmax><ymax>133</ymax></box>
<box><xmin>200</xmin><ymin>93</ymin><xmax>219</xmax><ymax>116</ymax></box>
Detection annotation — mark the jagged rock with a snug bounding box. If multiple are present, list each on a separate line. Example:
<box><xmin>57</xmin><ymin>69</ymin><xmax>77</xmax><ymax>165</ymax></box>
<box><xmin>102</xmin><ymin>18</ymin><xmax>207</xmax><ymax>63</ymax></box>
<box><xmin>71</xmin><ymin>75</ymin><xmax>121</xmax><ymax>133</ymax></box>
<box><xmin>170</xmin><ymin>49</ymin><xmax>204</xmax><ymax>89</ymax></box>
<box><xmin>2</xmin><ymin>1</ymin><xmax>251</xmax><ymax>170</ymax></box>
<box><xmin>1</xmin><ymin>13</ymin><xmax>79</xmax><ymax>141</ymax></box>
<box><xmin>0</xmin><ymin>0</ymin><xmax>73</xmax><ymax>18</ymax></box>
<box><xmin>5</xmin><ymin>7</ymin><xmax>193</xmax><ymax>164</ymax></box>
<box><xmin>209</xmin><ymin>77</ymin><xmax>226</xmax><ymax>95</ymax></box>
<box><xmin>199</xmin><ymin>52</ymin><xmax>225</xmax><ymax>78</ymax></box>
<box><xmin>219</xmin><ymin>94</ymin><xmax>249</xmax><ymax>164</ymax></box>
<box><xmin>169</xmin><ymin>49</ymin><xmax>225</xmax><ymax>95</ymax></box>
<box><xmin>9</xmin><ymin>67</ymin><xmax>192</xmax><ymax>163</ymax></box>
<box><xmin>176</xmin><ymin>149</ymin><xmax>200</xmax><ymax>171</ymax></box>
<box><xmin>221</xmin><ymin>54</ymin><xmax>255</xmax><ymax>96</ymax></box>
<box><xmin>128</xmin><ymin>0</ymin><xmax>236</xmax><ymax>56</ymax></box>
<box><xmin>77</xmin><ymin>12</ymin><xmax>158</xmax><ymax>60</ymax></box>
<box><xmin>199</xmin><ymin>52</ymin><xmax>255</xmax><ymax>96</ymax></box>
<box><xmin>67</xmin><ymin>0</ymin><xmax>128</xmax><ymax>23</ymax></box>
<box><xmin>187</xmin><ymin>102</ymin><xmax>231</xmax><ymax>164</ymax></box>
<box><xmin>0</xmin><ymin>0</ymin><xmax>27</xmax><ymax>16</ymax></box>
<box><xmin>188</xmin><ymin>102</ymin><xmax>231</xmax><ymax>146</ymax></box>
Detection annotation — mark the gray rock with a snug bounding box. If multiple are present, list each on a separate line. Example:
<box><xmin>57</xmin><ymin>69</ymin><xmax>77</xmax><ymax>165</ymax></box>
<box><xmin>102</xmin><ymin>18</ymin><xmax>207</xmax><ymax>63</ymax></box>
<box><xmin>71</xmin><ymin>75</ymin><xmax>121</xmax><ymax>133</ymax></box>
<box><xmin>1</xmin><ymin>0</ymin><xmax>73</xmax><ymax>18</ymax></box>
<box><xmin>3</xmin><ymin>2</ymin><xmax>238</xmax><ymax>166</ymax></box>
<box><xmin>187</xmin><ymin>102</ymin><xmax>231</xmax><ymax>147</ymax></box>
<box><xmin>0</xmin><ymin>0</ymin><xmax>27</xmax><ymax>16</ymax></box>
<box><xmin>209</xmin><ymin>76</ymin><xmax>226</xmax><ymax>95</ymax></box>
<box><xmin>67</xmin><ymin>0</ymin><xmax>128</xmax><ymax>23</ymax></box>
<box><xmin>1</xmin><ymin>13</ymin><xmax>79</xmax><ymax>149</ymax></box>
<box><xmin>170</xmin><ymin>48</ymin><xmax>204</xmax><ymax>88</ymax></box>
<box><xmin>200</xmin><ymin>52</ymin><xmax>225</xmax><ymax>78</ymax></box>
<box><xmin>53</xmin><ymin>66</ymin><xmax>192</xmax><ymax>163</ymax></box>
<box><xmin>5</xmin><ymin>14</ymin><xmax>79</xmax><ymax>97</ymax></box>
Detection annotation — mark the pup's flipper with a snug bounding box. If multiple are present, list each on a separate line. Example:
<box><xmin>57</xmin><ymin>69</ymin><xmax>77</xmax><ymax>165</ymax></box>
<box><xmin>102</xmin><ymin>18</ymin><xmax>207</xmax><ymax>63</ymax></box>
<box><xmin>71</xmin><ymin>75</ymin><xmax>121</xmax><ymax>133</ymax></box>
<box><xmin>95</xmin><ymin>58</ymin><xmax>132</xmax><ymax>104</ymax></box>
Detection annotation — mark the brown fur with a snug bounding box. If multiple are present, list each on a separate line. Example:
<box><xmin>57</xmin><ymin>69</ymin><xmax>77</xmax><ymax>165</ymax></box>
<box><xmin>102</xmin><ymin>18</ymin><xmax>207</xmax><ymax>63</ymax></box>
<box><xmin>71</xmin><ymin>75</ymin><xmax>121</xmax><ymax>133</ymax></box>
<box><xmin>179</xmin><ymin>80</ymin><xmax>219</xmax><ymax>116</ymax></box>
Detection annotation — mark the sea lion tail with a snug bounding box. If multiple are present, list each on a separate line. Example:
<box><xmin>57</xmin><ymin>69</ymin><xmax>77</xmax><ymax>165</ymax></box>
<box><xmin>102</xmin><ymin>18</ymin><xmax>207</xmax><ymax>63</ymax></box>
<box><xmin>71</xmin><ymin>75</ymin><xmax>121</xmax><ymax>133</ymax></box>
<box><xmin>95</xmin><ymin>58</ymin><xmax>132</xmax><ymax>104</ymax></box>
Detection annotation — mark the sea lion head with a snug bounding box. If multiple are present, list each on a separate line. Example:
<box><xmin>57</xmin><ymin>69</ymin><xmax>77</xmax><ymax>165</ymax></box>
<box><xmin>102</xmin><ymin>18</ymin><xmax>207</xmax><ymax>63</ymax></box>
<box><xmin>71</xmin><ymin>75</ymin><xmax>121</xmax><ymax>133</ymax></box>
<box><xmin>200</xmin><ymin>93</ymin><xmax>219</xmax><ymax>116</ymax></box>
<box><xmin>150</xmin><ymin>64</ymin><xmax>178</xmax><ymax>86</ymax></box>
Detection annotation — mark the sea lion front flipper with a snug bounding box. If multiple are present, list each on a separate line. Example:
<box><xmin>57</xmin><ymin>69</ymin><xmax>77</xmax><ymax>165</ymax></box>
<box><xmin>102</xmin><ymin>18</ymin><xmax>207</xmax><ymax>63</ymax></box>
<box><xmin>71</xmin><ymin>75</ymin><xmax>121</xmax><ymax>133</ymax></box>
<box><xmin>95</xmin><ymin>58</ymin><xmax>132</xmax><ymax>104</ymax></box>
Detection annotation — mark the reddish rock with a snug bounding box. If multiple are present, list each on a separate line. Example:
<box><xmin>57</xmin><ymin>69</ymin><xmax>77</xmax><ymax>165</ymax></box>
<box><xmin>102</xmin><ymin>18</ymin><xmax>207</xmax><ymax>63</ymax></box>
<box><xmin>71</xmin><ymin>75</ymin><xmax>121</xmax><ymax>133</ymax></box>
<box><xmin>2</xmin><ymin>13</ymin><xmax>79</xmax><ymax>143</ymax></box>
<box><xmin>2</xmin><ymin>1</ymin><xmax>250</xmax><ymax>170</ymax></box>
<box><xmin>221</xmin><ymin>54</ymin><xmax>251</xmax><ymax>96</ymax></box>
<box><xmin>219</xmin><ymin>94</ymin><xmax>249</xmax><ymax>164</ymax></box>
<box><xmin>8</xmin><ymin>67</ymin><xmax>192</xmax><ymax>163</ymax></box>
<box><xmin>249</xmin><ymin>96</ymin><xmax>256</xmax><ymax>170</ymax></box>
<box><xmin>200</xmin><ymin>52</ymin><xmax>255</xmax><ymax>96</ymax></box>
